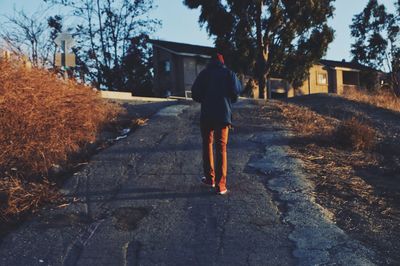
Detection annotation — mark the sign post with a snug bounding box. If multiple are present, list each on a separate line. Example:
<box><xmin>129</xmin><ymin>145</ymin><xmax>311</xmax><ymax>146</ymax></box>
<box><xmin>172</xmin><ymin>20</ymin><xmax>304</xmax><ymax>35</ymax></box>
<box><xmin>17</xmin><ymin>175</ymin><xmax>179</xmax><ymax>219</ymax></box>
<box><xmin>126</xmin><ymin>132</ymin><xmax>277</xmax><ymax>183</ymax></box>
<box><xmin>54</xmin><ymin>32</ymin><xmax>76</xmax><ymax>78</ymax></box>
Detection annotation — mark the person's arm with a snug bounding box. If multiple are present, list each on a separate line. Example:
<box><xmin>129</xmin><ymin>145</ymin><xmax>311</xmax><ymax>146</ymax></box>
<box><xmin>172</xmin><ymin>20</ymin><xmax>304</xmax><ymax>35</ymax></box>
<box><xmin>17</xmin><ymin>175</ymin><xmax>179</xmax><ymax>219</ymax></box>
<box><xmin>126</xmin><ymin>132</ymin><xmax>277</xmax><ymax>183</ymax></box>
<box><xmin>191</xmin><ymin>71</ymin><xmax>204</xmax><ymax>103</ymax></box>
<box><xmin>229</xmin><ymin>71</ymin><xmax>242</xmax><ymax>103</ymax></box>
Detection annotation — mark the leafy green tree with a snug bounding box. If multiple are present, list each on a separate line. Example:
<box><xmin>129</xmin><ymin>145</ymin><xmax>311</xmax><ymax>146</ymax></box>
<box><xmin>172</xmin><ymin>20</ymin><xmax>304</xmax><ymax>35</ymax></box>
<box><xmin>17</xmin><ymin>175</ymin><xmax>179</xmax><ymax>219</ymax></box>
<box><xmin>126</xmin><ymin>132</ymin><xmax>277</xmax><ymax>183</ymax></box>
<box><xmin>350</xmin><ymin>0</ymin><xmax>400</xmax><ymax>95</ymax></box>
<box><xmin>184</xmin><ymin>0</ymin><xmax>335</xmax><ymax>99</ymax></box>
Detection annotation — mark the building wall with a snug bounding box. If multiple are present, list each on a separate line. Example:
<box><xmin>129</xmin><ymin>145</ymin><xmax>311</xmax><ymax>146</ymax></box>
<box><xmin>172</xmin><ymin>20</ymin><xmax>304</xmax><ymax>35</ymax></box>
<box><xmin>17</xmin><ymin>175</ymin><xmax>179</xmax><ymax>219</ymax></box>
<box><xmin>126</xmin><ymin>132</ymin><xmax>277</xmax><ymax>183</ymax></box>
<box><xmin>327</xmin><ymin>68</ymin><xmax>337</xmax><ymax>93</ymax></box>
<box><xmin>311</xmin><ymin>65</ymin><xmax>329</xmax><ymax>94</ymax></box>
<box><xmin>175</xmin><ymin>55</ymin><xmax>184</xmax><ymax>95</ymax></box>
<box><xmin>257</xmin><ymin>64</ymin><xmax>365</xmax><ymax>99</ymax></box>
<box><xmin>336</xmin><ymin>69</ymin><xmax>344</xmax><ymax>95</ymax></box>
<box><xmin>183</xmin><ymin>56</ymin><xmax>208</xmax><ymax>94</ymax></box>
<box><xmin>287</xmin><ymin>65</ymin><xmax>329</xmax><ymax>97</ymax></box>
<box><xmin>183</xmin><ymin>57</ymin><xmax>197</xmax><ymax>93</ymax></box>
<box><xmin>152</xmin><ymin>47</ymin><xmax>210</xmax><ymax>97</ymax></box>
<box><xmin>340</xmin><ymin>69</ymin><xmax>361</xmax><ymax>95</ymax></box>
<box><xmin>152</xmin><ymin>47</ymin><xmax>176</xmax><ymax>96</ymax></box>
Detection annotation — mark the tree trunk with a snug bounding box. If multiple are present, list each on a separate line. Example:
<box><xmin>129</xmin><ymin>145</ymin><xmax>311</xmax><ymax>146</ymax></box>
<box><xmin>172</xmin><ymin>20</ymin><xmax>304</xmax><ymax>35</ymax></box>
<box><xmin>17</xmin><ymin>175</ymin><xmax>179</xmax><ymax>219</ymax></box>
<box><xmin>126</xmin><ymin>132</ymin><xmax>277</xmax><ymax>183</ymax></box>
<box><xmin>392</xmin><ymin>72</ymin><xmax>400</xmax><ymax>97</ymax></box>
<box><xmin>255</xmin><ymin>0</ymin><xmax>269</xmax><ymax>99</ymax></box>
<box><xmin>86</xmin><ymin>3</ymin><xmax>102</xmax><ymax>89</ymax></box>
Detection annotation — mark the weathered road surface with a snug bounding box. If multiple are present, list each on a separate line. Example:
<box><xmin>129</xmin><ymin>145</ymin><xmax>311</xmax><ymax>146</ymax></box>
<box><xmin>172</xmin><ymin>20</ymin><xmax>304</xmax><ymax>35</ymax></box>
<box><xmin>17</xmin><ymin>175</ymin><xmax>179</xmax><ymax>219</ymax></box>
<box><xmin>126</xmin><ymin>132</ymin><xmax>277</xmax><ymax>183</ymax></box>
<box><xmin>0</xmin><ymin>101</ymin><xmax>377</xmax><ymax>265</ymax></box>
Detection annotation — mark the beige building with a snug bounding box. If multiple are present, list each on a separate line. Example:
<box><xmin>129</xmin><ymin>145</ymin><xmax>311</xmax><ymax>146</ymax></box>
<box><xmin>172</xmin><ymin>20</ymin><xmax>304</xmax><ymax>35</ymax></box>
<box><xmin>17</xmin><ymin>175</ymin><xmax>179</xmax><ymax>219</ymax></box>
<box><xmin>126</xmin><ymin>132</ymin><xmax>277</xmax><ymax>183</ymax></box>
<box><xmin>243</xmin><ymin>59</ymin><xmax>372</xmax><ymax>99</ymax></box>
<box><xmin>285</xmin><ymin>59</ymin><xmax>371</xmax><ymax>97</ymax></box>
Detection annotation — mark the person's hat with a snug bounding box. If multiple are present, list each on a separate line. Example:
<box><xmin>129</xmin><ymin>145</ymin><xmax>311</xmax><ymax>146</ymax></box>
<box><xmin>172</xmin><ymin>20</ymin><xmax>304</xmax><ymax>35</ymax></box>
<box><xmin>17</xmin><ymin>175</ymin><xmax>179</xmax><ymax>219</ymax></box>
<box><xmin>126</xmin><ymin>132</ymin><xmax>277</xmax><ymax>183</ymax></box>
<box><xmin>212</xmin><ymin>52</ymin><xmax>225</xmax><ymax>64</ymax></box>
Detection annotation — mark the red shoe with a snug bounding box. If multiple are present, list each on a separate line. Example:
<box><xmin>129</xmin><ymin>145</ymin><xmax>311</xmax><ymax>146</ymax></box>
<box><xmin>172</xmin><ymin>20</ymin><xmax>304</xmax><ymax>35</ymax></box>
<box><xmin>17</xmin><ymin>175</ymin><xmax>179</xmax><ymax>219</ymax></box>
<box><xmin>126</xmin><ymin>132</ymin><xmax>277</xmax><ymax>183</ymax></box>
<box><xmin>200</xmin><ymin>177</ymin><xmax>215</xmax><ymax>188</ymax></box>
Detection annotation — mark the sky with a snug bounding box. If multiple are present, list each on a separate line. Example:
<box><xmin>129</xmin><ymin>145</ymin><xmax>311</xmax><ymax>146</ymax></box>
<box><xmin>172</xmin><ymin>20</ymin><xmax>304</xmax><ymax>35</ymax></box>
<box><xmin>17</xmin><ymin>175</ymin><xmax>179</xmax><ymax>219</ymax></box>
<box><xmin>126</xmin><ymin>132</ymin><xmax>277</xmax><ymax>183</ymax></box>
<box><xmin>0</xmin><ymin>0</ymin><xmax>397</xmax><ymax>61</ymax></box>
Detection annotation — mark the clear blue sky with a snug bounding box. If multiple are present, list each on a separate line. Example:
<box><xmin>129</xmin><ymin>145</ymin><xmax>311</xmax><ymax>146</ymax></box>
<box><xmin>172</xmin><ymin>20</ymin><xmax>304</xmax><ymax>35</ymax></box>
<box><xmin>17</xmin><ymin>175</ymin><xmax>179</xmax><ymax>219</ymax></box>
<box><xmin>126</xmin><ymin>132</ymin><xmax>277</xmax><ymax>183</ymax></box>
<box><xmin>0</xmin><ymin>0</ymin><xmax>396</xmax><ymax>61</ymax></box>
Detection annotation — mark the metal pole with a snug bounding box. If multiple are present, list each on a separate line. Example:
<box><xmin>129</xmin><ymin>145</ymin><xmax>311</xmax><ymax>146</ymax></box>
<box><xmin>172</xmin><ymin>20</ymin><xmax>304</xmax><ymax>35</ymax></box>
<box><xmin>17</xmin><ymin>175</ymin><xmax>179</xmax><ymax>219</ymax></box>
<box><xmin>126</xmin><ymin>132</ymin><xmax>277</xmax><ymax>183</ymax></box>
<box><xmin>61</xmin><ymin>40</ymin><xmax>68</xmax><ymax>79</ymax></box>
<box><xmin>61</xmin><ymin>40</ymin><xmax>66</xmax><ymax>68</ymax></box>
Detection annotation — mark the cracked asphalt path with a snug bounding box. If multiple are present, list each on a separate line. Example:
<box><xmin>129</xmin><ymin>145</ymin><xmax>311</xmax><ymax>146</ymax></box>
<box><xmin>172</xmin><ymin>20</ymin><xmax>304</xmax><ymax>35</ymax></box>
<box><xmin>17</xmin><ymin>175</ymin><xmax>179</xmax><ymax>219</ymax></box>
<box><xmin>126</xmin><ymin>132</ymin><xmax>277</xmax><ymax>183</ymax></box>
<box><xmin>0</xmin><ymin>100</ymin><xmax>376</xmax><ymax>265</ymax></box>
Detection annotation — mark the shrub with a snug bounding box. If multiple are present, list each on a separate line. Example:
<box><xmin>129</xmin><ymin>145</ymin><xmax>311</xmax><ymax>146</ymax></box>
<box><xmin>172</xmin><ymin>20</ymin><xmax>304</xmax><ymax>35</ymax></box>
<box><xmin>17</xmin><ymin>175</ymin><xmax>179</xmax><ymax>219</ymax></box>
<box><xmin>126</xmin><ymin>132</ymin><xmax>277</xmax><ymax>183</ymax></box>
<box><xmin>0</xmin><ymin>60</ymin><xmax>122</xmax><ymax>179</ymax></box>
<box><xmin>334</xmin><ymin>117</ymin><xmax>377</xmax><ymax>151</ymax></box>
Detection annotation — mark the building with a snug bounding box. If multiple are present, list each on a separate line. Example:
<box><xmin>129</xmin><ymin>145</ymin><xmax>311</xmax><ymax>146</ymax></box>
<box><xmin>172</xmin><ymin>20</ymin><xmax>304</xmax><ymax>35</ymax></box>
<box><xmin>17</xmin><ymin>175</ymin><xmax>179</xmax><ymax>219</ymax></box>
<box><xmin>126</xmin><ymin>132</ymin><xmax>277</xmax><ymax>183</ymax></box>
<box><xmin>150</xmin><ymin>40</ymin><xmax>377</xmax><ymax>98</ymax></box>
<box><xmin>150</xmin><ymin>39</ymin><xmax>215</xmax><ymax>97</ymax></box>
<box><xmin>273</xmin><ymin>59</ymin><xmax>377</xmax><ymax>98</ymax></box>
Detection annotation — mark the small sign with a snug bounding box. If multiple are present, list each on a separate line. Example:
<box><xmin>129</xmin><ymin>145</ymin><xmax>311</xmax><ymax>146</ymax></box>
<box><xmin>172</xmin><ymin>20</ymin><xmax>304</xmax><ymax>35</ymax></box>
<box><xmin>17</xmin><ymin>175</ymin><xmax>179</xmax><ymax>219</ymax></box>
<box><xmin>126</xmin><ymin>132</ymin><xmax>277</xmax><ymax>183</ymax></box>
<box><xmin>55</xmin><ymin>53</ymin><xmax>76</xmax><ymax>68</ymax></box>
<box><xmin>54</xmin><ymin>32</ymin><xmax>74</xmax><ymax>50</ymax></box>
<box><xmin>54</xmin><ymin>32</ymin><xmax>75</xmax><ymax>68</ymax></box>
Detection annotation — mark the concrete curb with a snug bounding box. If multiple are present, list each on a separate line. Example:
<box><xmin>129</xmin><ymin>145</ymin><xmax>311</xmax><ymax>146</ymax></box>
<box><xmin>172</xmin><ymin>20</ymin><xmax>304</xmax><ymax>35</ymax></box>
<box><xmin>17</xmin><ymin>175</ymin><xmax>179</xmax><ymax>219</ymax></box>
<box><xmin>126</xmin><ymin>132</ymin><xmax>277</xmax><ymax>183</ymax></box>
<box><xmin>100</xmin><ymin>91</ymin><xmax>177</xmax><ymax>102</ymax></box>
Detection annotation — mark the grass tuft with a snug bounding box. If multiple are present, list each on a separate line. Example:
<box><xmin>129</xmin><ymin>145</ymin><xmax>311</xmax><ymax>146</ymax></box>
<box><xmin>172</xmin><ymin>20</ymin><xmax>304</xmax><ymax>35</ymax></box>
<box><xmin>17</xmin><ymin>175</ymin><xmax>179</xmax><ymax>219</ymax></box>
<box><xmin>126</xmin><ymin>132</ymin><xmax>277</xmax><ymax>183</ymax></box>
<box><xmin>334</xmin><ymin>117</ymin><xmax>377</xmax><ymax>151</ymax></box>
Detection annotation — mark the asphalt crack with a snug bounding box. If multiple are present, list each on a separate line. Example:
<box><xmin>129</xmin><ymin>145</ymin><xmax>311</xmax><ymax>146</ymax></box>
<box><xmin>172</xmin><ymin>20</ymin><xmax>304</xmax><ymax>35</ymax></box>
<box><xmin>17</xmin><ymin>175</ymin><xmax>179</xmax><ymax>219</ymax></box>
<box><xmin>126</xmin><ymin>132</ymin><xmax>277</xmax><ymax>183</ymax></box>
<box><xmin>216</xmin><ymin>208</ymin><xmax>230</xmax><ymax>258</ymax></box>
<box><xmin>123</xmin><ymin>240</ymin><xmax>142</xmax><ymax>266</ymax></box>
<box><xmin>62</xmin><ymin>219</ymin><xmax>105</xmax><ymax>266</ymax></box>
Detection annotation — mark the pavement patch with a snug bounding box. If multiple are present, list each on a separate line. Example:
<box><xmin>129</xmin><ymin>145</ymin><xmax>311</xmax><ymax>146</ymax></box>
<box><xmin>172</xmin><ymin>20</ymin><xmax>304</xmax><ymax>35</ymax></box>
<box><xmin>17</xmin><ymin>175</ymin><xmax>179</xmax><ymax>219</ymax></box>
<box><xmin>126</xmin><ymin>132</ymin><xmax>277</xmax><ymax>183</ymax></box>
<box><xmin>112</xmin><ymin>207</ymin><xmax>150</xmax><ymax>231</ymax></box>
<box><xmin>154</xmin><ymin>104</ymin><xmax>189</xmax><ymax>117</ymax></box>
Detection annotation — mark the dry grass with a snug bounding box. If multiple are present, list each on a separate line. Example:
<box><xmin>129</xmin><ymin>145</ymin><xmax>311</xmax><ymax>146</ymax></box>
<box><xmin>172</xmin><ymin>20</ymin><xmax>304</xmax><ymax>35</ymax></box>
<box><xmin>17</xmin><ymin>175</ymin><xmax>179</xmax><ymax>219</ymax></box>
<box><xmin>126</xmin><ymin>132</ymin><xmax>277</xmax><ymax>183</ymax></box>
<box><xmin>134</xmin><ymin>118</ymin><xmax>149</xmax><ymax>127</ymax></box>
<box><xmin>272</xmin><ymin>97</ymin><xmax>399</xmax><ymax>263</ymax></box>
<box><xmin>0</xmin><ymin>60</ymin><xmax>122</xmax><ymax>177</ymax></box>
<box><xmin>0</xmin><ymin>177</ymin><xmax>59</xmax><ymax>220</ymax></box>
<box><xmin>344</xmin><ymin>87</ymin><xmax>400</xmax><ymax>112</ymax></box>
<box><xmin>334</xmin><ymin>117</ymin><xmax>377</xmax><ymax>151</ymax></box>
<box><xmin>0</xmin><ymin>60</ymin><xmax>122</xmax><ymax>220</ymax></box>
<box><xmin>276</xmin><ymin>101</ymin><xmax>336</xmax><ymax>137</ymax></box>
<box><xmin>277</xmin><ymin>101</ymin><xmax>377</xmax><ymax>151</ymax></box>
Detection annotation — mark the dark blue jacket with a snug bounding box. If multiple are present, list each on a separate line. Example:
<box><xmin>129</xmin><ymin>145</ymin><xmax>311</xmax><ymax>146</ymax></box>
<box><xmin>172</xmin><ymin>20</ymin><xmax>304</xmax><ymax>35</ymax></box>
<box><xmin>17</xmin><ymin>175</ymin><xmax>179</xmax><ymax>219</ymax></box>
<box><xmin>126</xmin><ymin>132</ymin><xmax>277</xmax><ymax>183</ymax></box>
<box><xmin>191</xmin><ymin>61</ymin><xmax>242</xmax><ymax>126</ymax></box>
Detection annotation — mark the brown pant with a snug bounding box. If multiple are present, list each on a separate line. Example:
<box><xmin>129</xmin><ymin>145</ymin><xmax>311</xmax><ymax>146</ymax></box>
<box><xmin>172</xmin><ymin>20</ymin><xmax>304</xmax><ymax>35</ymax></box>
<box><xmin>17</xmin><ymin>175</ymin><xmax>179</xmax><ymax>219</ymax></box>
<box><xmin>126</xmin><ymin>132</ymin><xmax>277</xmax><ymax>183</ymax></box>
<box><xmin>201</xmin><ymin>123</ymin><xmax>229</xmax><ymax>190</ymax></box>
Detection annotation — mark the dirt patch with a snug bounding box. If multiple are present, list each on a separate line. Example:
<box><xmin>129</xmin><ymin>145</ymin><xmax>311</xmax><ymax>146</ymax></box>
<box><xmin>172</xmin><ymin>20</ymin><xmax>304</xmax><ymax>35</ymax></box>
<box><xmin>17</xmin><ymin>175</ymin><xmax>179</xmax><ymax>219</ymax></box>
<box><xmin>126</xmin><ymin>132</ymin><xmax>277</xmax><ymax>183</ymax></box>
<box><xmin>112</xmin><ymin>207</ymin><xmax>150</xmax><ymax>231</ymax></box>
<box><xmin>267</xmin><ymin>94</ymin><xmax>400</xmax><ymax>264</ymax></box>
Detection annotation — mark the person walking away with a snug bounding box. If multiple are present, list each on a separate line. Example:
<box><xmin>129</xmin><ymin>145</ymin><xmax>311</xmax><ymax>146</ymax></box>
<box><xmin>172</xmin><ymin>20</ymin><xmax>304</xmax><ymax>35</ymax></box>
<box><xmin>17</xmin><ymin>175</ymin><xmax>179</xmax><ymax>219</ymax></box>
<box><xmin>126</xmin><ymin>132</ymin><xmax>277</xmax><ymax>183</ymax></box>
<box><xmin>191</xmin><ymin>52</ymin><xmax>242</xmax><ymax>195</ymax></box>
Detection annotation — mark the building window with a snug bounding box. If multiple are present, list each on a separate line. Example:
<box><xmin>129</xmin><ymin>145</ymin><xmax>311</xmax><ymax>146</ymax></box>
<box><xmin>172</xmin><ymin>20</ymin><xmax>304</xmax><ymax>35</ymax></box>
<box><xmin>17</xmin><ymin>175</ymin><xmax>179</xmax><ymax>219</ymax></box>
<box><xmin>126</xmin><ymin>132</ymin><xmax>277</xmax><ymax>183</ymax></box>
<box><xmin>343</xmin><ymin>71</ymin><xmax>359</xmax><ymax>85</ymax></box>
<box><xmin>317</xmin><ymin>72</ymin><xmax>327</xmax><ymax>85</ymax></box>
<box><xmin>164</xmin><ymin>60</ymin><xmax>171</xmax><ymax>73</ymax></box>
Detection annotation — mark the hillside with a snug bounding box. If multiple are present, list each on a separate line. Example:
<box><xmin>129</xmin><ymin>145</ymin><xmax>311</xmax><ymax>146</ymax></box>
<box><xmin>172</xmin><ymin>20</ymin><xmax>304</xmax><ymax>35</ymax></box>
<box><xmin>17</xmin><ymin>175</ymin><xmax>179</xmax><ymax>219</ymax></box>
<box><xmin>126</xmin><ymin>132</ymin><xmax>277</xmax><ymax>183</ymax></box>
<box><xmin>274</xmin><ymin>93</ymin><xmax>400</xmax><ymax>264</ymax></box>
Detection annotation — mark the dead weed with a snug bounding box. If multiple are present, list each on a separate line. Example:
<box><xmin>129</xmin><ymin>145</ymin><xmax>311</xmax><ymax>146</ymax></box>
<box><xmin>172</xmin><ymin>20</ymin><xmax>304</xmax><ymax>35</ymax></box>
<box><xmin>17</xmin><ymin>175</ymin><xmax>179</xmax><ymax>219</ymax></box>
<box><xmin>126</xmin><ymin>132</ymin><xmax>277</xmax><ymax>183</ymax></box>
<box><xmin>0</xmin><ymin>60</ymin><xmax>122</xmax><ymax>220</ymax></box>
<box><xmin>344</xmin><ymin>87</ymin><xmax>400</xmax><ymax>113</ymax></box>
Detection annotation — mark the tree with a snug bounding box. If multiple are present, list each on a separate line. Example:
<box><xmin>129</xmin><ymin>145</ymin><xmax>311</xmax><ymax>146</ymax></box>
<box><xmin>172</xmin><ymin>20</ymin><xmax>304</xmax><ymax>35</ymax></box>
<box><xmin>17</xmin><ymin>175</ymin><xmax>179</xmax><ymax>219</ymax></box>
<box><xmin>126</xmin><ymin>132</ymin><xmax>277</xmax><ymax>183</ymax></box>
<box><xmin>184</xmin><ymin>0</ymin><xmax>335</xmax><ymax>99</ymax></box>
<box><xmin>45</xmin><ymin>0</ymin><xmax>159</xmax><ymax>92</ymax></box>
<box><xmin>0</xmin><ymin>9</ymin><xmax>53</xmax><ymax>66</ymax></box>
<box><xmin>47</xmin><ymin>15</ymin><xmax>63</xmax><ymax>69</ymax></box>
<box><xmin>350</xmin><ymin>0</ymin><xmax>400</xmax><ymax>95</ymax></box>
<box><xmin>119</xmin><ymin>34</ymin><xmax>154</xmax><ymax>95</ymax></box>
